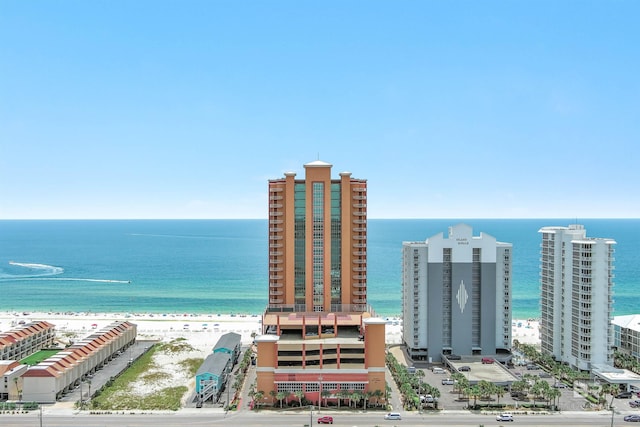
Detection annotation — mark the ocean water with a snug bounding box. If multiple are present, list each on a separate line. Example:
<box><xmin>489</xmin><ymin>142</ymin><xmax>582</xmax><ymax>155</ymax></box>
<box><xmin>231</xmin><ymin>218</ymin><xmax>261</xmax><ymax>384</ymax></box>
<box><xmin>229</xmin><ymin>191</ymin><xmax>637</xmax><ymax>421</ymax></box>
<box><xmin>0</xmin><ymin>219</ymin><xmax>638</xmax><ymax>319</ymax></box>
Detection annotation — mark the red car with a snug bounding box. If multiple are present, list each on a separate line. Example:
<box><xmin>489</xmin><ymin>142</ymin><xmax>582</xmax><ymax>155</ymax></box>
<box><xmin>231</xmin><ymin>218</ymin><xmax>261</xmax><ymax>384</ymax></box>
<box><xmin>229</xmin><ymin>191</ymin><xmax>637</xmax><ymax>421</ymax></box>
<box><xmin>317</xmin><ymin>416</ymin><xmax>334</xmax><ymax>424</ymax></box>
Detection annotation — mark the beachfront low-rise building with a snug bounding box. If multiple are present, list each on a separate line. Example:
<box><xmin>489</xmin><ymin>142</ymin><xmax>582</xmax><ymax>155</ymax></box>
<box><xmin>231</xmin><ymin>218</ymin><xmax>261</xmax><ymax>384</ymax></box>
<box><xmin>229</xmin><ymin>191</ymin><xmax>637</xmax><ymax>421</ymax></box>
<box><xmin>0</xmin><ymin>360</ymin><xmax>28</xmax><ymax>400</ymax></box>
<box><xmin>195</xmin><ymin>331</ymin><xmax>242</xmax><ymax>404</ymax></box>
<box><xmin>0</xmin><ymin>320</ymin><xmax>56</xmax><ymax>361</ymax></box>
<box><xmin>213</xmin><ymin>331</ymin><xmax>241</xmax><ymax>364</ymax></box>
<box><xmin>613</xmin><ymin>314</ymin><xmax>640</xmax><ymax>361</ymax></box>
<box><xmin>21</xmin><ymin>321</ymin><xmax>136</xmax><ymax>403</ymax></box>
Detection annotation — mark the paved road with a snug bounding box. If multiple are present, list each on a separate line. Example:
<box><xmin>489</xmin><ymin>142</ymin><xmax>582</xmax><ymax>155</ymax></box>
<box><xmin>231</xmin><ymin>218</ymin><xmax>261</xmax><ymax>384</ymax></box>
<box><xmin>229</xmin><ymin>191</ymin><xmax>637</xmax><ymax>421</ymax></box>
<box><xmin>0</xmin><ymin>409</ymin><xmax>627</xmax><ymax>427</ymax></box>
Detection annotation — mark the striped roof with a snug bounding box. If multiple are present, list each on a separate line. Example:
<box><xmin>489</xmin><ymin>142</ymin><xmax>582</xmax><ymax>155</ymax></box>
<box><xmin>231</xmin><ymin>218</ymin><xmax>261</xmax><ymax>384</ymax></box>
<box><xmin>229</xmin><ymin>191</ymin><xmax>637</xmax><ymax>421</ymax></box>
<box><xmin>0</xmin><ymin>320</ymin><xmax>56</xmax><ymax>349</ymax></box>
<box><xmin>22</xmin><ymin>321</ymin><xmax>136</xmax><ymax>378</ymax></box>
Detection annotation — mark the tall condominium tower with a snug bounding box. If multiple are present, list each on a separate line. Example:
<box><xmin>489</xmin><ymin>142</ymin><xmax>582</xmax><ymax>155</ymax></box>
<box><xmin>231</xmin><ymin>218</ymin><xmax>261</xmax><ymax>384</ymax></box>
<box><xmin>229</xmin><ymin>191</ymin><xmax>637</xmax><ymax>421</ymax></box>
<box><xmin>266</xmin><ymin>159</ymin><xmax>368</xmax><ymax>312</ymax></box>
<box><xmin>402</xmin><ymin>224</ymin><xmax>513</xmax><ymax>363</ymax></box>
<box><xmin>257</xmin><ymin>160</ymin><xmax>385</xmax><ymax>408</ymax></box>
<box><xmin>539</xmin><ymin>224</ymin><xmax>616</xmax><ymax>371</ymax></box>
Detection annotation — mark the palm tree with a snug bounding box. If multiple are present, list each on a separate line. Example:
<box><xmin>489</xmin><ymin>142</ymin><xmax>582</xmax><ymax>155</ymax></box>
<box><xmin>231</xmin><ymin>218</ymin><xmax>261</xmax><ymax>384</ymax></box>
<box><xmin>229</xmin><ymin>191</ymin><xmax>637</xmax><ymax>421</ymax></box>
<box><xmin>253</xmin><ymin>390</ymin><xmax>264</xmax><ymax>410</ymax></box>
<box><xmin>547</xmin><ymin>387</ymin><xmax>561</xmax><ymax>410</ymax></box>
<box><xmin>468</xmin><ymin>385</ymin><xmax>481</xmax><ymax>409</ymax></box>
<box><xmin>336</xmin><ymin>389</ymin><xmax>350</xmax><ymax>409</ymax></box>
<box><xmin>276</xmin><ymin>391</ymin><xmax>287</xmax><ymax>408</ymax></box>
<box><xmin>363</xmin><ymin>390</ymin><xmax>374</xmax><ymax>411</ymax></box>
<box><xmin>321</xmin><ymin>389</ymin><xmax>331</xmax><ymax>408</ymax></box>
<box><xmin>269</xmin><ymin>390</ymin><xmax>277</xmax><ymax>406</ymax></box>
<box><xmin>454</xmin><ymin>375</ymin><xmax>469</xmax><ymax>400</ymax></box>
<box><xmin>371</xmin><ymin>388</ymin><xmax>384</xmax><ymax>408</ymax></box>
<box><xmin>494</xmin><ymin>383</ymin><xmax>505</xmax><ymax>405</ymax></box>
<box><xmin>351</xmin><ymin>390</ymin><xmax>363</xmax><ymax>409</ymax></box>
<box><xmin>429</xmin><ymin>386</ymin><xmax>441</xmax><ymax>409</ymax></box>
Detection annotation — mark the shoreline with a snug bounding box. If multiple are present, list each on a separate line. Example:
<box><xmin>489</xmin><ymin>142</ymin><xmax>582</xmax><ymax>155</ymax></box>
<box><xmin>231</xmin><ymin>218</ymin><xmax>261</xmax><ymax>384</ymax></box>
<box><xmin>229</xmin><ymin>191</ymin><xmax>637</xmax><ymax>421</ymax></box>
<box><xmin>0</xmin><ymin>310</ymin><xmax>540</xmax><ymax>347</ymax></box>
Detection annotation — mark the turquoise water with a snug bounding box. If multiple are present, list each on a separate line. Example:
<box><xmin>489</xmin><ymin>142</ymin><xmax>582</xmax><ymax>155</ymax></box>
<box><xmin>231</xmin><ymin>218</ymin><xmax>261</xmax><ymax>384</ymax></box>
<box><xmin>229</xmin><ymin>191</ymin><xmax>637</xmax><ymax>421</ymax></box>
<box><xmin>0</xmin><ymin>219</ymin><xmax>638</xmax><ymax>318</ymax></box>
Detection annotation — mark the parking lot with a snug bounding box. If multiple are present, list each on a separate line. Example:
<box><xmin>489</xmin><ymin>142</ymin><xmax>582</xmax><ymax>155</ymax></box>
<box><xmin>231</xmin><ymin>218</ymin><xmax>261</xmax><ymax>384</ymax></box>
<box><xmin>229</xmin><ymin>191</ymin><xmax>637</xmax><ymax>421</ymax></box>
<box><xmin>416</xmin><ymin>362</ymin><xmax>589</xmax><ymax>411</ymax></box>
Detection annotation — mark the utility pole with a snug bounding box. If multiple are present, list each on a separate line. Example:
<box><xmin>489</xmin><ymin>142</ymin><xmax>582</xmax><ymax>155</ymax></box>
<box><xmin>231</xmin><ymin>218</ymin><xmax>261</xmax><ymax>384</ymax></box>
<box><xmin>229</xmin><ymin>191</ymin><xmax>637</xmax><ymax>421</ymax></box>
<box><xmin>318</xmin><ymin>375</ymin><xmax>322</xmax><ymax>414</ymax></box>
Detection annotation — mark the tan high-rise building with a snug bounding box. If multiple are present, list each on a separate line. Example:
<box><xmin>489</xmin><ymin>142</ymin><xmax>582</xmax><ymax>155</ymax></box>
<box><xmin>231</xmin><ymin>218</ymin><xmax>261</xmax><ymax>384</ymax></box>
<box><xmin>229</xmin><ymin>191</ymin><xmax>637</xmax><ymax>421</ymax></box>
<box><xmin>257</xmin><ymin>160</ymin><xmax>386</xmax><ymax>409</ymax></box>
<box><xmin>267</xmin><ymin>159</ymin><xmax>368</xmax><ymax>312</ymax></box>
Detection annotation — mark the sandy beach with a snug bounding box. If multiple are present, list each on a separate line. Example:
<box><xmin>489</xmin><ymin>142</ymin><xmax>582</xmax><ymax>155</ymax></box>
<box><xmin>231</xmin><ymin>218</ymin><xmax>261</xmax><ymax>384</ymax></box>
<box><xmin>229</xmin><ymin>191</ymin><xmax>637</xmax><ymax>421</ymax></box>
<box><xmin>1</xmin><ymin>310</ymin><xmax>539</xmax><ymax>349</ymax></box>
<box><xmin>1</xmin><ymin>311</ymin><xmax>539</xmax><ymax>405</ymax></box>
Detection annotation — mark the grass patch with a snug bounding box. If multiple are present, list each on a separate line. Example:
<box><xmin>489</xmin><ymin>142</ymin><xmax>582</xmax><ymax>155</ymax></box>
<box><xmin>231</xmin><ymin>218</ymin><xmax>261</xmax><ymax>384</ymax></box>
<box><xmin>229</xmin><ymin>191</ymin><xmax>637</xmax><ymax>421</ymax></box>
<box><xmin>21</xmin><ymin>349</ymin><xmax>60</xmax><ymax>366</ymax></box>
<box><xmin>140</xmin><ymin>371</ymin><xmax>171</xmax><ymax>384</ymax></box>
<box><xmin>89</xmin><ymin>341</ymin><xmax>199</xmax><ymax>411</ymax></box>
<box><xmin>179</xmin><ymin>358</ymin><xmax>204</xmax><ymax>376</ymax></box>
<box><xmin>157</xmin><ymin>339</ymin><xmax>196</xmax><ymax>354</ymax></box>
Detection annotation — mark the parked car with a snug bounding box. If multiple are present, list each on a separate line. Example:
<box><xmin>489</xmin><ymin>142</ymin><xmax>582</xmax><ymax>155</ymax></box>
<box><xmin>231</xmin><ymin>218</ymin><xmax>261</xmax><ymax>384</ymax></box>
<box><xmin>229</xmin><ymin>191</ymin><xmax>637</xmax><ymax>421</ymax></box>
<box><xmin>420</xmin><ymin>394</ymin><xmax>435</xmax><ymax>403</ymax></box>
<box><xmin>442</xmin><ymin>378</ymin><xmax>455</xmax><ymax>385</ymax></box>
<box><xmin>317</xmin><ymin>416</ymin><xmax>334</xmax><ymax>424</ymax></box>
<box><xmin>432</xmin><ymin>367</ymin><xmax>446</xmax><ymax>374</ymax></box>
<box><xmin>384</xmin><ymin>412</ymin><xmax>402</xmax><ymax>420</ymax></box>
<box><xmin>539</xmin><ymin>372</ymin><xmax>552</xmax><ymax>378</ymax></box>
<box><xmin>526</xmin><ymin>364</ymin><xmax>538</xmax><ymax>370</ymax></box>
<box><xmin>459</xmin><ymin>365</ymin><xmax>471</xmax><ymax>371</ymax></box>
<box><xmin>625</xmin><ymin>414</ymin><xmax>640</xmax><ymax>422</ymax></box>
<box><xmin>496</xmin><ymin>412</ymin><xmax>514</xmax><ymax>421</ymax></box>
<box><xmin>629</xmin><ymin>400</ymin><xmax>640</xmax><ymax>408</ymax></box>
<box><xmin>553</xmin><ymin>382</ymin><xmax>567</xmax><ymax>388</ymax></box>
<box><xmin>481</xmin><ymin>357</ymin><xmax>494</xmax><ymax>364</ymax></box>
<box><xmin>617</xmin><ymin>391</ymin><xmax>634</xmax><ymax>399</ymax></box>
<box><xmin>510</xmin><ymin>391</ymin><xmax>527</xmax><ymax>400</ymax></box>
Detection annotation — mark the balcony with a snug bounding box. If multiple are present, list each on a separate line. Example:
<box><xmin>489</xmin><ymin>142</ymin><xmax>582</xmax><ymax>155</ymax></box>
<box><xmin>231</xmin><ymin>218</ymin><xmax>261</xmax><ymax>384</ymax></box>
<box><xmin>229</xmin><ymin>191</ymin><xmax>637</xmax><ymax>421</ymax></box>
<box><xmin>353</xmin><ymin>281</ymin><xmax>367</xmax><ymax>288</ymax></box>
<box><xmin>352</xmin><ymin>219</ymin><xmax>366</xmax><ymax>224</ymax></box>
<box><xmin>270</xmin><ymin>298</ymin><xmax>284</xmax><ymax>304</ymax></box>
<box><xmin>353</xmin><ymin>290</ymin><xmax>366</xmax><ymax>296</ymax></box>
<box><xmin>269</xmin><ymin>227</ymin><xmax>283</xmax><ymax>233</ymax></box>
<box><xmin>269</xmin><ymin>275</ymin><xmax>283</xmax><ymax>280</ymax></box>
<box><xmin>353</xmin><ymin>227</ymin><xmax>366</xmax><ymax>232</ymax></box>
<box><xmin>269</xmin><ymin>251</ymin><xmax>283</xmax><ymax>256</ymax></box>
<box><xmin>269</xmin><ymin>195</ymin><xmax>283</xmax><ymax>200</ymax></box>
<box><xmin>269</xmin><ymin>243</ymin><xmax>283</xmax><ymax>248</ymax></box>
<box><xmin>352</xmin><ymin>203</ymin><xmax>367</xmax><ymax>208</ymax></box>
<box><xmin>353</xmin><ymin>251</ymin><xmax>366</xmax><ymax>256</ymax></box>
<box><xmin>269</xmin><ymin>290</ymin><xmax>284</xmax><ymax>296</ymax></box>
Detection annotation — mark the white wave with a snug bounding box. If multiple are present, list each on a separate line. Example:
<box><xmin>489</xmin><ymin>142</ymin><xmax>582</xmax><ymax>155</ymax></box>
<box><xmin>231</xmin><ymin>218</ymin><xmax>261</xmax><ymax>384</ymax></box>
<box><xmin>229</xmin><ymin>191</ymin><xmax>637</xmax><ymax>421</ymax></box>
<box><xmin>0</xmin><ymin>277</ymin><xmax>131</xmax><ymax>284</ymax></box>
<box><xmin>7</xmin><ymin>261</ymin><xmax>64</xmax><ymax>276</ymax></box>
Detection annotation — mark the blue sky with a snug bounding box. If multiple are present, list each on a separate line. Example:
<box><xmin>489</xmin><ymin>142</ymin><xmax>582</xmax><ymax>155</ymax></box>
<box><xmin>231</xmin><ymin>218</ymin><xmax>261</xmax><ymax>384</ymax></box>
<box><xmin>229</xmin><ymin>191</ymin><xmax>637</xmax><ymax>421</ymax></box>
<box><xmin>1</xmin><ymin>1</ymin><xmax>638</xmax><ymax>219</ymax></box>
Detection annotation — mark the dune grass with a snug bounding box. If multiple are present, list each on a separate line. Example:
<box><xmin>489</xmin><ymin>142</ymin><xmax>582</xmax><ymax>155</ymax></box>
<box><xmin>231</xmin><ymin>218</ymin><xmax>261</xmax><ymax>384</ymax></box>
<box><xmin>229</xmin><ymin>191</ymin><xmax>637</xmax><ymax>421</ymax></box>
<box><xmin>89</xmin><ymin>341</ymin><xmax>202</xmax><ymax>411</ymax></box>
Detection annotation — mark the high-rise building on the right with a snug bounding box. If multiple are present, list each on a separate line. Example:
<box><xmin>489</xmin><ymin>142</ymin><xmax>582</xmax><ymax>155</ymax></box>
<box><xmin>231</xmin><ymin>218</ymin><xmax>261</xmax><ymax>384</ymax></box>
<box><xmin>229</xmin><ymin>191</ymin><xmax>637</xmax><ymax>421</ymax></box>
<box><xmin>539</xmin><ymin>224</ymin><xmax>616</xmax><ymax>371</ymax></box>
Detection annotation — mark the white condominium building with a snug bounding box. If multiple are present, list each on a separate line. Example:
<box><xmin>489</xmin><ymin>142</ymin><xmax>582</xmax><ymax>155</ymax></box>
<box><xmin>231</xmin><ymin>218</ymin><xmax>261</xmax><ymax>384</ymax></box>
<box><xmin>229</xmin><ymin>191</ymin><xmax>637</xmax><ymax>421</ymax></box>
<box><xmin>402</xmin><ymin>224</ymin><xmax>512</xmax><ymax>363</ymax></box>
<box><xmin>539</xmin><ymin>224</ymin><xmax>616</xmax><ymax>371</ymax></box>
